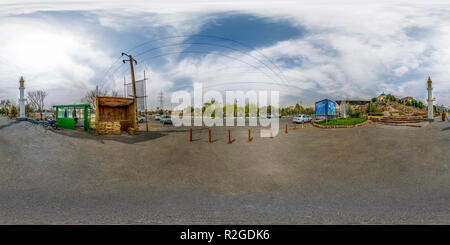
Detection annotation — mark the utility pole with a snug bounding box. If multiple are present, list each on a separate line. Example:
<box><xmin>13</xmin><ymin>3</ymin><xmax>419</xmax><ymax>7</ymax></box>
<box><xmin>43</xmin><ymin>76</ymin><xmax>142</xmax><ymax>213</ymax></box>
<box><xmin>144</xmin><ymin>70</ymin><xmax>149</xmax><ymax>133</ymax></box>
<box><xmin>122</xmin><ymin>52</ymin><xmax>138</xmax><ymax>130</ymax></box>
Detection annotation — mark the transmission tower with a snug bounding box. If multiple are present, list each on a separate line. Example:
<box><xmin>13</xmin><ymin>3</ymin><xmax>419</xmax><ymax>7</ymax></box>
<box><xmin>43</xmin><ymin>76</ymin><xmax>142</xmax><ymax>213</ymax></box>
<box><xmin>158</xmin><ymin>91</ymin><xmax>164</xmax><ymax>110</ymax></box>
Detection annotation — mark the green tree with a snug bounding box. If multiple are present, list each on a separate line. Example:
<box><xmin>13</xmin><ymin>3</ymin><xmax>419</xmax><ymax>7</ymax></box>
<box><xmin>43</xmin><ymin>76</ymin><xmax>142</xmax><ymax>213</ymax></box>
<box><xmin>417</xmin><ymin>101</ymin><xmax>424</xmax><ymax>109</ymax></box>
<box><xmin>10</xmin><ymin>105</ymin><xmax>18</xmax><ymax>117</ymax></box>
<box><xmin>304</xmin><ymin>107</ymin><xmax>314</xmax><ymax>115</ymax></box>
<box><xmin>367</xmin><ymin>102</ymin><xmax>377</xmax><ymax>113</ymax></box>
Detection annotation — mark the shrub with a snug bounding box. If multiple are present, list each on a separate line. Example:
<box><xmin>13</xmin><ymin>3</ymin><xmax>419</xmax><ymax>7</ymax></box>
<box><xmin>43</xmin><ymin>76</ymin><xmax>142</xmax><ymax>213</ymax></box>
<box><xmin>315</xmin><ymin>117</ymin><xmax>366</xmax><ymax>125</ymax></box>
<box><xmin>369</xmin><ymin>112</ymin><xmax>383</xmax><ymax>116</ymax></box>
<box><xmin>351</xmin><ymin>110</ymin><xmax>361</xmax><ymax>118</ymax></box>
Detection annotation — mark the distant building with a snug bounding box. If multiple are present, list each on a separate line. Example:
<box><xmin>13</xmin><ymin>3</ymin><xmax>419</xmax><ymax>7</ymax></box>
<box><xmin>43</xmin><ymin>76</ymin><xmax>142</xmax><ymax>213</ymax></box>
<box><xmin>335</xmin><ymin>99</ymin><xmax>370</xmax><ymax>106</ymax></box>
<box><xmin>401</xmin><ymin>96</ymin><xmax>413</xmax><ymax>103</ymax></box>
<box><xmin>377</xmin><ymin>92</ymin><xmax>387</xmax><ymax>102</ymax></box>
<box><xmin>315</xmin><ymin>99</ymin><xmax>337</xmax><ymax>119</ymax></box>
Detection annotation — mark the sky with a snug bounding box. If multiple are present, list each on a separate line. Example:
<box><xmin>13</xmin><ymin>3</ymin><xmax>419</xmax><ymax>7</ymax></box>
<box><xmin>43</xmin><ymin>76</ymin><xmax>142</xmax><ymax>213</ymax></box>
<box><xmin>0</xmin><ymin>0</ymin><xmax>449</xmax><ymax>109</ymax></box>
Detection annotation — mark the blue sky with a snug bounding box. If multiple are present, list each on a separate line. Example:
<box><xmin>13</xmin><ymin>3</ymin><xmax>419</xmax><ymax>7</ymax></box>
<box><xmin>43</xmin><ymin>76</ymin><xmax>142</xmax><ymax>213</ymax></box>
<box><xmin>0</xmin><ymin>0</ymin><xmax>449</xmax><ymax>109</ymax></box>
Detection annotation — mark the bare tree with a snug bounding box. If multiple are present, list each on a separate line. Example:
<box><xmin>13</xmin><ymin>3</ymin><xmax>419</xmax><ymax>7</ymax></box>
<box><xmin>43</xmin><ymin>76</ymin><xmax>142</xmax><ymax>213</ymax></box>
<box><xmin>0</xmin><ymin>99</ymin><xmax>13</xmax><ymax>115</ymax></box>
<box><xmin>111</xmin><ymin>90</ymin><xmax>120</xmax><ymax>97</ymax></box>
<box><xmin>27</xmin><ymin>90</ymin><xmax>47</xmax><ymax>120</ymax></box>
<box><xmin>81</xmin><ymin>89</ymin><xmax>108</xmax><ymax>110</ymax></box>
<box><xmin>0</xmin><ymin>99</ymin><xmax>6</xmax><ymax>109</ymax></box>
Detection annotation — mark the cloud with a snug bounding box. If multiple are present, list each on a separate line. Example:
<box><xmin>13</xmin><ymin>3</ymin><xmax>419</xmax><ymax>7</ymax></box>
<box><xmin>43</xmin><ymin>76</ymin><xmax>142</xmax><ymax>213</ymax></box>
<box><xmin>0</xmin><ymin>15</ymin><xmax>114</xmax><ymax>106</ymax></box>
<box><xmin>0</xmin><ymin>0</ymin><xmax>449</xmax><ymax>108</ymax></box>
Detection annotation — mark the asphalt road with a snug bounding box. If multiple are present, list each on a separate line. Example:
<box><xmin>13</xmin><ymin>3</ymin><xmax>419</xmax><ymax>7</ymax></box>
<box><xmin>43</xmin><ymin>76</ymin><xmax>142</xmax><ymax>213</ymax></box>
<box><xmin>0</xmin><ymin>116</ymin><xmax>449</xmax><ymax>224</ymax></box>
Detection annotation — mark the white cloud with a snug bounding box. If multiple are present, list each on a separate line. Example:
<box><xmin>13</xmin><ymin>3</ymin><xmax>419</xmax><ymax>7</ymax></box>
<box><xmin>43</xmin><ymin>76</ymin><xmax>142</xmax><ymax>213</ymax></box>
<box><xmin>0</xmin><ymin>0</ymin><xmax>449</xmax><ymax>107</ymax></box>
<box><xmin>0</xmin><ymin>16</ymin><xmax>114</xmax><ymax>106</ymax></box>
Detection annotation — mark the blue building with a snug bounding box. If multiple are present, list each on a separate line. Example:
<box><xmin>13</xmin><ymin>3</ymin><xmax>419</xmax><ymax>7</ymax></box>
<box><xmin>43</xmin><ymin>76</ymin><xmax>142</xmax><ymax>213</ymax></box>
<box><xmin>315</xmin><ymin>99</ymin><xmax>337</xmax><ymax>119</ymax></box>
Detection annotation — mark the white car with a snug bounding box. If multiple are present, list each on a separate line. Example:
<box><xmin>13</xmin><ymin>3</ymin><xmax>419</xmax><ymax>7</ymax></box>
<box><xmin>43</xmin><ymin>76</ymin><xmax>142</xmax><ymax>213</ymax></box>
<box><xmin>293</xmin><ymin>114</ymin><xmax>312</xmax><ymax>123</ymax></box>
<box><xmin>155</xmin><ymin>114</ymin><xmax>162</xmax><ymax>120</ymax></box>
<box><xmin>137</xmin><ymin>115</ymin><xmax>146</xmax><ymax>123</ymax></box>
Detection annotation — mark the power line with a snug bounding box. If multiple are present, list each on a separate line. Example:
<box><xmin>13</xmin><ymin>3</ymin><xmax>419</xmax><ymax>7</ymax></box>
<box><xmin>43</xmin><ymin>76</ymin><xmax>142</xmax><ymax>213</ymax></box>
<box><xmin>124</xmin><ymin>34</ymin><xmax>289</xmax><ymax>83</ymax></box>
<box><xmin>136</xmin><ymin>50</ymin><xmax>285</xmax><ymax>87</ymax></box>
<box><xmin>133</xmin><ymin>42</ymin><xmax>288</xmax><ymax>85</ymax></box>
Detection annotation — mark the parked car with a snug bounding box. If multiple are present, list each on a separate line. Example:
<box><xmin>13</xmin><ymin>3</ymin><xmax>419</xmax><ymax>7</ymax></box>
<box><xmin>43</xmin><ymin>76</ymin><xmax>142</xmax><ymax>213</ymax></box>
<box><xmin>293</xmin><ymin>114</ymin><xmax>312</xmax><ymax>123</ymax></box>
<box><xmin>155</xmin><ymin>114</ymin><xmax>162</xmax><ymax>120</ymax></box>
<box><xmin>137</xmin><ymin>115</ymin><xmax>145</xmax><ymax>123</ymax></box>
<box><xmin>160</xmin><ymin>115</ymin><xmax>172</xmax><ymax>124</ymax></box>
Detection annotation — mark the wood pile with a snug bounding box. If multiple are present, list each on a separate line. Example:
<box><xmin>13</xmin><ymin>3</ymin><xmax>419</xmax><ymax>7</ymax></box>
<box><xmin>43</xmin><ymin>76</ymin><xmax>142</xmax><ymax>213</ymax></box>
<box><xmin>127</xmin><ymin>127</ymin><xmax>138</xmax><ymax>135</ymax></box>
<box><xmin>96</xmin><ymin>121</ymin><xmax>122</xmax><ymax>135</ymax></box>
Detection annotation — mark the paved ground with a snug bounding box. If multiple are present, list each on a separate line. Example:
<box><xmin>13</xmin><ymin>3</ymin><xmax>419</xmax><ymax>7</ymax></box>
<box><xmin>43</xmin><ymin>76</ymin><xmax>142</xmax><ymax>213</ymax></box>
<box><xmin>0</xmin><ymin>116</ymin><xmax>449</xmax><ymax>224</ymax></box>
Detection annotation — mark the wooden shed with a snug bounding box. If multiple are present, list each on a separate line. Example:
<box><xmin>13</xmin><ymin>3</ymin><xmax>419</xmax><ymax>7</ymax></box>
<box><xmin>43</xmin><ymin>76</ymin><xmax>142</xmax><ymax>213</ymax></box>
<box><xmin>95</xmin><ymin>96</ymin><xmax>138</xmax><ymax>135</ymax></box>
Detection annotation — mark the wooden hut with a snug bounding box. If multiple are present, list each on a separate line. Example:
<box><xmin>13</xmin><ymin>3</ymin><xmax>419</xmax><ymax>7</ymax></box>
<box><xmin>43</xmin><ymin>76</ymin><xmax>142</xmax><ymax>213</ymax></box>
<box><xmin>95</xmin><ymin>96</ymin><xmax>138</xmax><ymax>135</ymax></box>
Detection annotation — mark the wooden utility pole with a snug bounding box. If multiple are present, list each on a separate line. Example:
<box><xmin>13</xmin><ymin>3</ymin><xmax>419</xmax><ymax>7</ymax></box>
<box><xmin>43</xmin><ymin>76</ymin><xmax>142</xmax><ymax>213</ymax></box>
<box><xmin>144</xmin><ymin>70</ymin><xmax>149</xmax><ymax>133</ymax></box>
<box><xmin>129</xmin><ymin>55</ymin><xmax>137</xmax><ymax>100</ymax></box>
<box><xmin>122</xmin><ymin>52</ymin><xmax>138</xmax><ymax>131</ymax></box>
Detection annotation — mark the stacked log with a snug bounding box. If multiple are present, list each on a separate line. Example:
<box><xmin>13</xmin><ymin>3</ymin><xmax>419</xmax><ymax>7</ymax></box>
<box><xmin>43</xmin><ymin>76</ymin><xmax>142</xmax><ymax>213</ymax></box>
<box><xmin>112</xmin><ymin>122</ymin><xmax>121</xmax><ymax>135</ymax></box>
<box><xmin>96</xmin><ymin>121</ymin><xmax>122</xmax><ymax>135</ymax></box>
<box><xmin>96</xmin><ymin>122</ymin><xmax>107</xmax><ymax>134</ymax></box>
<box><xmin>127</xmin><ymin>127</ymin><xmax>138</xmax><ymax>135</ymax></box>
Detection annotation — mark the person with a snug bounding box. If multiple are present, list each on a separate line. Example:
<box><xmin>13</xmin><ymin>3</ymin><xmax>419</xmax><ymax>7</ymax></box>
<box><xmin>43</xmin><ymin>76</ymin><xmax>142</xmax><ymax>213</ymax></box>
<box><xmin>73</xmin><ymin>109</ymin><xmax>78</xmax><ymax>125</ymax></box>
<box><xmin>443</xmin><ymin>110</ymin><xmax>447</xmax><ymax>122</ymax></box>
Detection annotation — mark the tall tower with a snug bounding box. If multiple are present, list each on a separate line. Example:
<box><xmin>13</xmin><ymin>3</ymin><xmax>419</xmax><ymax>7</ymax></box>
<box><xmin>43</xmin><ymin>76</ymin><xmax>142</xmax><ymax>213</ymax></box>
<box><xmin>19</xmin><ymin>76</ymin><xmax>26</xmax><ymax>118</ymax></box>
<box><xmin>426</xmin><ymin>76</ymin><xmax>435</xmax><ymax>121</ymax></box>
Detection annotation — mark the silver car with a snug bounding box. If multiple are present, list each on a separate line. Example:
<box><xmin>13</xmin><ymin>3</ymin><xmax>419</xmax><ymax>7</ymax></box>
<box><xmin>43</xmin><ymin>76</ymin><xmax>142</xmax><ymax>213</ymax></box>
<box><xmin>293</xmin><ymin>114</ymin><xmax>312</xmax><ymax>123</ymax></box>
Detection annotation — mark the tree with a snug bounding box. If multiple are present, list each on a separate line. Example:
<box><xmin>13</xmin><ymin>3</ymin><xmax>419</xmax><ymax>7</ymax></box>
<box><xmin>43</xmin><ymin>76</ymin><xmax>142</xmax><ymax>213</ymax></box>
<box><xmin>367</xmin><ymin>102</ymin><xmax>375</xmax><ymax>113</ymax></box>
<box><xmin>303</xmin><ymin>107</ymin><xmax>314</xmax><ymax>115</ymax></box>
<box><xmin>417</xmin><ymin>101</ymin><xmax>424</xmax><ymax>109</ymax></box>
<box><xmin>27</xmin><ymin>90</ymin><xmax>47</xmax><ymax>120</ymax></box>
<box><xmin>25</xmin><ymin>103</ymin><xmax>35</xmax><ymax>115</ymax></box>
<box><xmin>10</xmin><ymin>105</ymin><xmax>18</xmax><ymax>117</ymax></box>
<box><xmin>111</xmin><ymin>90</ymin><xmax>120</xmax><ymax>97</ymax></box>
<box><xmin>0</xmin><ymin>99</ymin><xmax>12</xmax><ymax>112</ymax></box>
<box><xmin>81</xmin><ymin>89</ymin><xmax>108</xmax><ymax>110</ymax></box>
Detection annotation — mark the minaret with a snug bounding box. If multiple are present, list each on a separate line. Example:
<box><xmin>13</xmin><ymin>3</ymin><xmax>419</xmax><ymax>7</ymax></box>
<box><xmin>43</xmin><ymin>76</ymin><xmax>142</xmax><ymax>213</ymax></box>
<box><xmin>19</xmin><ymin>76</ymin><xmax>25</xmax><ymax>118</ymax></box>
<box><xmin>426</xmin><ymin>76</ymin><xmax>435</xmax><ymax>121</ymax></box>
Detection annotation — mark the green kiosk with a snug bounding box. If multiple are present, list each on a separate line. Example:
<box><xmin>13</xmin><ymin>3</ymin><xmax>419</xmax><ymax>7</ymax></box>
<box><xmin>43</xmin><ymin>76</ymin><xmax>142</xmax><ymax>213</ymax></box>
<box><xmin>53</xmin><ymin>104</ymin><xmax>91</xmax><ymax>131</ymax></box>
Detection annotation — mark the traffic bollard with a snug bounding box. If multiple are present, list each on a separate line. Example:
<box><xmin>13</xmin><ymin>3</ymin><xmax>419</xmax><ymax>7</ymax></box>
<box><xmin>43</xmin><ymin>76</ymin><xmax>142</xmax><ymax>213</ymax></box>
<box><xmin>208</xmin><ymin>129</ymin><xmax>211</xmax><ymax>144</ymax></box>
